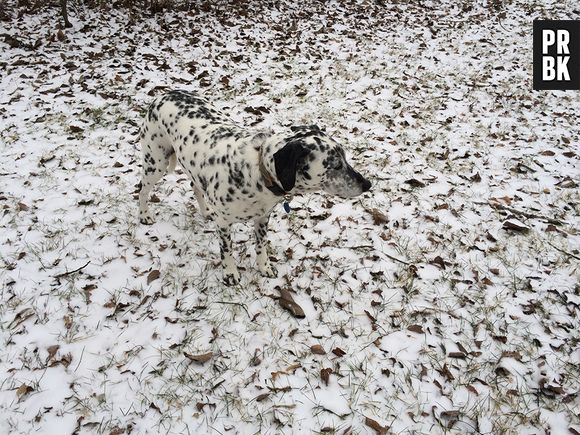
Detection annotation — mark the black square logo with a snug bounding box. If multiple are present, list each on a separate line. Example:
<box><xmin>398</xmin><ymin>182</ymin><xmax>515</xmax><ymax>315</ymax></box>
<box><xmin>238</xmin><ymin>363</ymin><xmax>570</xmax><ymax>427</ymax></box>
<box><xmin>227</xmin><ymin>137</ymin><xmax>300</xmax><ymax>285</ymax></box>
<box><xmin>533</xmin><ymin>20</ymin><xmax>580</xmax><ymax>90</ymax></box>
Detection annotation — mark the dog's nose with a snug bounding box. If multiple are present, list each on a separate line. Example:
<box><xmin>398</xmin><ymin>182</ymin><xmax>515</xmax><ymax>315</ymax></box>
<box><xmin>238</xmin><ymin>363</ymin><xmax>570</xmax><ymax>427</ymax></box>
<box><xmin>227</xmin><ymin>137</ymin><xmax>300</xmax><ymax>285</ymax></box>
<box><xmin>362</xmin><ymin>178</ymin><xmax>371</xmax><ymax>192</ymax></box>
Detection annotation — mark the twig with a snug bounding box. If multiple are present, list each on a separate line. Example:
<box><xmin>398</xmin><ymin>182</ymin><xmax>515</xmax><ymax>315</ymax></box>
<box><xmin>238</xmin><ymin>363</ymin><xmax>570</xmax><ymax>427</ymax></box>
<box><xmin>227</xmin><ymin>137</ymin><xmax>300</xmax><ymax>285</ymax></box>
<box><xmin>546</xmin><ymin>241</ymin><xmax>580</xmax><ymax>261</ymax></box>
<box><xmin>53</xmin><ymin>261</ymin><xmax>91</xmax><ymax>278</ymax></box>
<box><xmin>488</xmin><ymin>201</ymin><xmax>566</xmax><ymax>226</ymax></box>
<box><xmin>383</xmin><ymin>252</ymin><xmax>411</xmax><ymax>266</ymax></box>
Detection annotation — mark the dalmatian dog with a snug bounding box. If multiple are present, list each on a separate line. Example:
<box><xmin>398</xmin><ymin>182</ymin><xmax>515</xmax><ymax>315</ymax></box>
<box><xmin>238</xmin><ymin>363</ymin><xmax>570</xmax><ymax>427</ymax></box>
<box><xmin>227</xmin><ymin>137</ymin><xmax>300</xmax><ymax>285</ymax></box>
<box><xmin>138</xmin><ymin>90</ymin><xmax>371</xmax><ymax>285</ymax></box>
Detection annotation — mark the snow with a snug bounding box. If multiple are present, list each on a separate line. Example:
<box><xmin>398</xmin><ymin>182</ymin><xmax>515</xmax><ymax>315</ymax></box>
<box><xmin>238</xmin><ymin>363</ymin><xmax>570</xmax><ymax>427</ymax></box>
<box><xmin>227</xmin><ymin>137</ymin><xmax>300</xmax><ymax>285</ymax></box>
<box><xmin>1</xmin><ymin>0</ymin><xmax>579</xmax><ymax>434</ymax></box>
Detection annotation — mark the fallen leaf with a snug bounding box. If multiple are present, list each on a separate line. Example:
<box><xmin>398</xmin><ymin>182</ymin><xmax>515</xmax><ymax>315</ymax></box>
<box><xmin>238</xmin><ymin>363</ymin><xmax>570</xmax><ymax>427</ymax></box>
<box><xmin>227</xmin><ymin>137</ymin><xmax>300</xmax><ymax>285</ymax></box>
<box><xmin>502</xmin><ymin>219</ymin><xmax>529</xmax><ymax>232</ymax></box>
<box><xmin>320</xmin><ymin>367</ymin><xmax>332</xmax><ymax>385</ymax></box>
<box><xmin>364</xmin><ymin>416</ymin><xmax>388</xmax><ymax>434</ymax></box>
<box><xmin>311</xmin><ymin>345</ymin><xmax>326</xmax><ymax>355</ymax></box>
<box><xmin>147</xmin><ymin>270</ymin><xmax>160</xmax><ymax>284</ymax></box>
<box><xmin>407</xmin><ymin>324</ymin><xmax>424</xmax><ymax>334</ymax></box>
<box><xmin>16</xmin><ymin>384</ymin><xmax>33</xmax><ymax>399</ymax></box>
<box><xmin>470</xmin><ymin>172</ymin><xmax>481</xmax><ymax>182</ymax></box>
<box><xmin>184</xmin><ymin>352</ymin><xmax>213</xmax><ymax>364</ymax></box>
<box><xmin>370</xmin><ymin>208</ymin><xmax>388</xmax><ymax>225</ymax></box>
<box><xmin>255</xmin><ymin>393</ymin><xmax>270</xmax><ymax>402</ymax></box>
<box><xmin>47</xmin><ymin>345</ymin><xmax>60</xmax><ymax>359</ymax></box>
<box><xmin>430</xmin><ymin>256</ymin><xmax>446</xmax><ymax>269</ymax></box>
<box><xmin>278</xmin><ymin>288</ymin><xmax>305</xmax><ymax>318</ymax></box>
<box><xmin>332</xmin><ymin>347</ymin><xmax>346</xmax><ymax>357</ymax></box>
<box><xmin>404</xmin><ymin>178</ymin><xmax>425</xmax><ymax>188</ymax></box>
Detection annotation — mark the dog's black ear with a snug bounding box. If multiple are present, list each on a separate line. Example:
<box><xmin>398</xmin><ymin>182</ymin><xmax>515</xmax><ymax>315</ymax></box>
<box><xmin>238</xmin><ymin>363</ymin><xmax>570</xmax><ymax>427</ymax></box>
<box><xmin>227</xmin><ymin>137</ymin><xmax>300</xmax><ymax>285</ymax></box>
<box><xmin>274</xmin><ymin>141</ymin><xmax>310</xmax><ymax>192</ymax></box>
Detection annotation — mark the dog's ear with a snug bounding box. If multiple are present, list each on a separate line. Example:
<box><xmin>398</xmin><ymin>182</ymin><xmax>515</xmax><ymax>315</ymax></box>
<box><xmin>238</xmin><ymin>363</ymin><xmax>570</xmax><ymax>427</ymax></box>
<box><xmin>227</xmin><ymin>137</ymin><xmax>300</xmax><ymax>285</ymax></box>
<box><xmin>274</xmin><ymin>141</ymin><xmax>310</xmax><ymax>192</ymax></box>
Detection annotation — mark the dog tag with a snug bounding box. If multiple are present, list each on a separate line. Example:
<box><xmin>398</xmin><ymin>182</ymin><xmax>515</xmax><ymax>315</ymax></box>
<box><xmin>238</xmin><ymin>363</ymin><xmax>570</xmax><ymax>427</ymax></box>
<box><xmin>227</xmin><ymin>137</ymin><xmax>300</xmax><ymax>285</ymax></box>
<box><xmin>283</xmin><ymin>201</ymin><xmax>291</xmax><ymax>213</ymax></box>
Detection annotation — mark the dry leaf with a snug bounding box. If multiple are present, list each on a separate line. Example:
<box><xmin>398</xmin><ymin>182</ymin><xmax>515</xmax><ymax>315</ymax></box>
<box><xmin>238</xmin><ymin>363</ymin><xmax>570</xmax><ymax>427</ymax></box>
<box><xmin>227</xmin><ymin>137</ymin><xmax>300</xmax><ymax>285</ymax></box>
<box><xmin>502</xmin><ymin>219</ymin><xmax>529</xmax><ymax>232</ymax></box>
<box><xmin>404</xmin><ymin>178</ymin><xmax>426</xmax><ymax>188</ymax></box>
<box><xmin>320</xmin><ymin>367</ymin><xmax>332</xmax><ymax>385</ymax></box>
<box><xmin>184</xmin><ymin>352</ymin><xmax>213</xmax><ymax>364</ymax></box>
<box><xmin>332</xmin><ymin>347</ymin><xmax>346</xmax><ymax>357</ymax></box>
<box><xmin>311</xmin><ymin>345</ymin><xmax>326</xmax><ymax>355</ymax></box>
<box><xmin>370</xmin><ymin>208</ymin><xmax>388</xmax><ymax>225</ymax></box>
<box><xmin>16</xmin><ymin>384</ymin><xmax>33</xmax><ymax>399</ymax></box>
<box><xmin>364</xmin><ymin>416</ymin><xmax>388</xmax><ymax>434</ymax></box>
<box><xmin>430</xmin><ymin>256</ymin><xmax>446</xmax><ymax>269</ymax></box>
<box><xmin>47</xmin><ymin>345</ymin><xmax>60</xmax><ymax>359</ymax></box>
<box><xmin>147</xmin><ymin>270</ymin><xmax>160</xmax><ymax>284</ymax></box>
<box><xmin>407</xmin><ymin>324</ymin><xmax>424</xmax><ymax>334</ymax></box>
<box><xmin>278</xmin><ymin>288</ymin><xmax>305</xmax><ymax>318</ymax></box>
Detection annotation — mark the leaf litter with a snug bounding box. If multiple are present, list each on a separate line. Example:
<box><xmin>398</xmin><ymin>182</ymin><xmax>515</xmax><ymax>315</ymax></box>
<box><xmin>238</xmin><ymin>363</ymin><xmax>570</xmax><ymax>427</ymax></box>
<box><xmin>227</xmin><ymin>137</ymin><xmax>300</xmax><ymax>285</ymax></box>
<box><xmin>0</xmin><ymin>1</ymin><xmax>579</xmax><ymax>434</ymax></box>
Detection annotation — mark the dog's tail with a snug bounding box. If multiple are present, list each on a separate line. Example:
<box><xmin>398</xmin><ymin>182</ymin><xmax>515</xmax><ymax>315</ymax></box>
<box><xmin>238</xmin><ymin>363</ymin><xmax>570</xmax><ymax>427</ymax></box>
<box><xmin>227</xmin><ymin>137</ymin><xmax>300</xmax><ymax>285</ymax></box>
<box><xmin>167</xmin><ymin>153</ymin><xmax>177</xmax><ymax>173</ymax></box>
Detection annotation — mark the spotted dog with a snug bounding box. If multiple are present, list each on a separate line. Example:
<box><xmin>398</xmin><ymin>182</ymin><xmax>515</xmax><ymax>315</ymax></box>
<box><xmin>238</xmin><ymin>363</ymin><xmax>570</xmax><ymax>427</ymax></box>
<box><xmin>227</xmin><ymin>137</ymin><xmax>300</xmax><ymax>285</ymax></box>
<box><xmin>138</xmin><ymin>90</ymin><xmax>371</xmax><ymax>284</ymax></box>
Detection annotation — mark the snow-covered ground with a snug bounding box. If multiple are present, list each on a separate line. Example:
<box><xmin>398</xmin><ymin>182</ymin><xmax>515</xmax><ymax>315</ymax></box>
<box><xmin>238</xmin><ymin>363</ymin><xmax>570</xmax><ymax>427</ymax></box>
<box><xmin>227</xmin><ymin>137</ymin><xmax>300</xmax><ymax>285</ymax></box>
<box><xmin>1</xmin><ymin>1</ymin><xmax>579</xmax><ymax>433</ymax></box>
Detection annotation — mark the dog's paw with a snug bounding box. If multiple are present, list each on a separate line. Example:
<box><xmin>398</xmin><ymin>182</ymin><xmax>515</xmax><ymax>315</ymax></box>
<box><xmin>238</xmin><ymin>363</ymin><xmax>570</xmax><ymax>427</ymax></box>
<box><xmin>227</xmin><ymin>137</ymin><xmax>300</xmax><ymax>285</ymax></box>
<box><xmin>223</xmin><ymin>266</ymin><xmax>241</xmax><ymax>286</ymax></box>
<box><xmin>258</xmin><ymin>261</ymin><xmax>277</xmax><ymax>278</ymax></box>
<box><xmin>139</xmin><ymin>211</ymin><xmax>154</xmax><ymax>225</ymax></box>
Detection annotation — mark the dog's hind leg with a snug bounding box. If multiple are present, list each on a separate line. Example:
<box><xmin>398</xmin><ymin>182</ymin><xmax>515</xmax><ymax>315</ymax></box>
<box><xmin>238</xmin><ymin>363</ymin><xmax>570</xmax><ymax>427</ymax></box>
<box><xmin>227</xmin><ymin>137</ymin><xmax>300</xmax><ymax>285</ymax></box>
<box><xmin>254</xmin><ymin>214</ymin><xmax>276</xmax><ymax>277</ymax></box>
<box><xmin>138</xmin><ymin>130</ymin><xmax>173</xmax><ymax>225</ymax></box>
<box><xmin>191</xmin><ymin>182</ymin><xmax>210</xmax><ymax>219</ymax></box>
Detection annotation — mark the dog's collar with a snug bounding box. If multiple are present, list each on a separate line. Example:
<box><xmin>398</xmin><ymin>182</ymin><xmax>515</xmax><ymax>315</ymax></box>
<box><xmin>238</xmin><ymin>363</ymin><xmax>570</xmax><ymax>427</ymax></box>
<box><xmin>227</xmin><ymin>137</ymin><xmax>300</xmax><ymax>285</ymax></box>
<box><xmin>258</xmin><ymin>147</ymin><xmax>292</xmax><ymax>212</ymax></box>
<box><xmin>258</xmin><ymin>151</ymin><xmax>286</xmax><ymax>197</ymax></box>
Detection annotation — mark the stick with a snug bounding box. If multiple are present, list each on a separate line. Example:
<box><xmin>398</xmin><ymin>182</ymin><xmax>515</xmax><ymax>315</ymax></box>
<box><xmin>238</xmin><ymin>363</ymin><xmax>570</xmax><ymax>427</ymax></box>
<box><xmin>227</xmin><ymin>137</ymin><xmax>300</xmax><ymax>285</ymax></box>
<box><xmin>54</xmin><ymin>261</ymin><xmax>90</xmax><ymax>278</ymax></box>
<box><xmin>488</xmin><ymin>201</ymin><xmax>566</xmax><ymax>226</ymax></box>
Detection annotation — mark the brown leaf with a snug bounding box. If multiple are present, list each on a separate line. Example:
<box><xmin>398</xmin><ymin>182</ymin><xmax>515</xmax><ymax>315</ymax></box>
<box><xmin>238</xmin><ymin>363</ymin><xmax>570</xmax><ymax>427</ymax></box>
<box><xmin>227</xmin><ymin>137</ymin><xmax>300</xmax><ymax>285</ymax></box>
<box><xmin>404</xmin><ymin>178</ymin><xmax>425</xmax><ymax>188</ymax></box>
<box><xmin>470</xmin><ymin>172</ymin><xmax>481</xmax><ymax>182</ymax></box>
<box><xmin>69</xmin><ymin>125</ymin><xmax>84</xmax><ymax>133</ymax></box>
<box><xmin>147</xmin><ymin>270</ymin><xmax>160</xmax><ymax>284</ymax></box>
<box><xmin>448</xmin><ymin>352</ymin><xmax>466</xmax><ymax>359</ymax></box>
<box><xmin>16</xmin><ymin>384</ymin><xmax>33</xmax><ymax>399</ymax></box>
<box><xmin>364</xmin><ymin>310</ymin><xmax>376</xmax><ymax>323</ymax></box>
<box><xmin>502</xmin><ymin>219</ymin><xmax>529</xmax><ymax>232</ymax></box>
<box><xmin>285</xmin><ymin>363</ymin><xmax>301</xmax><ymax>373</ymax></box>
<box><xmin>370</xmin><ymin>208</ymin><xmax>388</xmax><ymax>225</ymax></box>
<box><xmin>332</xmin><ymin>347</ymin><xmax>346</xmax><ymax>357</ymax></box>
<box><xmin>47</xmin><ymin>345</ymin><xmax>60</xmax><ymax>359</ymax></box>
<box><xmin>407</xmin><ymin>324</ymin><xmax>424</xmax><ymax>334</ymax></box>
<box><xmin>481</xmin><ymin>277</ymin><xmax>493</xmax><ymax>286</ymax></box>
<box><xmin>466</xmin><ymin>385</ymin><xmax>479</xmax><ymax>395</ymax></box>
<box><xmin>364</xmin><ymin>416</ymin><xmax>388</xmax><ymax>435</ymax></box>
<box><xmin>255</xmin><ymin>393</ymin><xmax>270</xmax><ymax>402</ymax></box>
<box><xmin>438</xmin><ymin>363</ymin><xmax>455</xmax><ymax>381</ymax></box>
<box><xmin>540</xmin><ymin>150</ymin><xmax>555</xmax><ymax>156</ymax></box>
<box><xmin>556</xmin><ymin>177</ymin><xmax>577</xmax><ymax>188</ymax></box>
<box><xmin>17</xmin><ymin>202</ymin><xmax>29</xmax><ymax>211</ymax></box>
<box><xmin>278</xmin><ymin>288</ymin><xmax>305</xmax><ymax>318</ymax></box>
<box><xmin>184</xmin><ymin>352</ymin><xmax>213</xmax><ymax>364</ymax></box>
<box><xmin>320</xmin><ymin>367</ymin><xmax>332</xmax><ymax>385</ymax></box>
<box><xmin>430</xmin><ymin>256</ymin><xmax>446</xmax><ymax>269</ymax></box>
<box><xmin>501</xmin><ymin>351</ymin><xmax>522</xmax><ymax>361</ymax></box>
<box><xmin>311</xmin><ymin>345</ymin><xmax>326</xmax><ymax>355</ymax></box>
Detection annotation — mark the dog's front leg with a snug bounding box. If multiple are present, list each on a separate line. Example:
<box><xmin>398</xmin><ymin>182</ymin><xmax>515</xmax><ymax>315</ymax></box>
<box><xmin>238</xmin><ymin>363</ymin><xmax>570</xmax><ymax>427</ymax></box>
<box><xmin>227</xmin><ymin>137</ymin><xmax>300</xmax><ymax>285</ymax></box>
<box><xmin>254</xmin><ymin>214</ymin><xmax>276</xmax><ymax>277</ymax></box>
<box><xmin>218</xmin><ymin>224</ymin><xmax>240</xmax><ymax>285</ymax></box>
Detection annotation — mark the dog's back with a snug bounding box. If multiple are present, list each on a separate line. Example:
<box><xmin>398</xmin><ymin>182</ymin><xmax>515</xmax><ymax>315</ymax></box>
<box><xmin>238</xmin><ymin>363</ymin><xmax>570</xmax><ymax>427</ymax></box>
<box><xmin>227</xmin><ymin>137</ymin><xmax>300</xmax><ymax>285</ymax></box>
<box><xmin>139</xmin><ymin>90</ymin><xmax>271</xmax><ymax>225</ymax></box>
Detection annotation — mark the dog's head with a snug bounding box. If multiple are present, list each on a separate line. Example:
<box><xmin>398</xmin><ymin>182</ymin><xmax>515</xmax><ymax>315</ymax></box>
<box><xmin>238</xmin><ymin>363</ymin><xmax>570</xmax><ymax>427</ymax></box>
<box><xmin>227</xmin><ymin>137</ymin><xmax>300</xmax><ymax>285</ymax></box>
<box><xmin>273</xmin><ymin>125</ymin><xmax>371</xmax><ymax>198</ymax></box>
